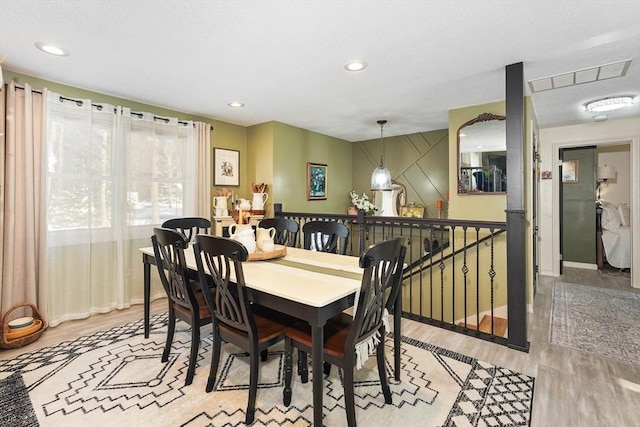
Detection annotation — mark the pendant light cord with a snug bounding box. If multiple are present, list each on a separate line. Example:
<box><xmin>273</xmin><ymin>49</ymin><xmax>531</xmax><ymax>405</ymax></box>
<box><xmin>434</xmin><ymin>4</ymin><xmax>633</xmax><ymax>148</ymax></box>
<box><xmin>377</xmin><ymin>119</ymin><xmax>387</xmax><ymax>167</ymax></box>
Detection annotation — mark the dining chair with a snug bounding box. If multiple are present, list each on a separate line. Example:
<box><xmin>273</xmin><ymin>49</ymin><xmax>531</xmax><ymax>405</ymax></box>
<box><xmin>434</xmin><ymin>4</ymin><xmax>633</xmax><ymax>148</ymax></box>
<box><xmin>302</xmin><ymin>220</ymin><xmax>349</xmax><ymax>254</ymax></box>
<box><xmin>193</xmin><ymin>234</ymin><xmax>294</xmax><ymax>425</ymax></box>
<box><xmin>258</xmin><ymin>217</ymin><xmax>299</xmax><ymax>247</ymax></box>
<box><xmin>161</xmin><ymin>217</ymin><xmax>211</xmax><ymax>243</ymax></box>
<box><xmin>301</xmin><ymin>220</ymin><xmax>350</xmax><ymax>374</ymax></box>
<box><xmin>282</xmin><ymin>237</ymin><xmax>405</xmax><ymax>427</ymax></box>
<box><xmin>151</xmin><ymin>227</ymin><xmax>212</xmax><ymax>386</ymax></box>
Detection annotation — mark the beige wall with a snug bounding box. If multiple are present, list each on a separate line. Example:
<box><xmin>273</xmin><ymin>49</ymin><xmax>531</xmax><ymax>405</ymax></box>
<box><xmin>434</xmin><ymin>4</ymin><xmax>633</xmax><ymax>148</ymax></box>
<box><xmin>597</xmin><ymin>144</ymin><xmax>631</xmax><ymax>207</ymax></box>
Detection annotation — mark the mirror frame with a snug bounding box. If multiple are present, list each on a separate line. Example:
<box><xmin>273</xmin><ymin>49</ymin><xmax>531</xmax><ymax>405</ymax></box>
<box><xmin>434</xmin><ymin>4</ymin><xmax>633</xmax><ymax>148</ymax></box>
<box><xmin>457</xmin><ymin>113</ymin><xmax>506</xmax><ymax>194</ymax></box>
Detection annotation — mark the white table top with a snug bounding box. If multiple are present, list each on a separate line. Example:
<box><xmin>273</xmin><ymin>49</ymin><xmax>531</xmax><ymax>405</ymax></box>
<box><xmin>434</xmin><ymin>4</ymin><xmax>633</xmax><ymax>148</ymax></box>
<box><xmin>140</xmin><ymin>245</ymin><xmax>361</xmax><ymax>308</ymax></box>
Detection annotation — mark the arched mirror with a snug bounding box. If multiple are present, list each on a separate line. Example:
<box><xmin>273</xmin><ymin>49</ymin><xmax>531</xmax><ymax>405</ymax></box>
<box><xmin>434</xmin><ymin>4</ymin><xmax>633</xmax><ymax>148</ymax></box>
<box><xmin>457</xmin><ymin>113</ymin><xmax>507</xmax><ymax>194</ymax></box>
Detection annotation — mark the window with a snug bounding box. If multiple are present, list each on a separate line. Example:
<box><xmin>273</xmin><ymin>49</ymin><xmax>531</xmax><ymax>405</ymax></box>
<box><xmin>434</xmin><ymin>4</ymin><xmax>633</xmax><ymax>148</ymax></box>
<box><xmin>46</xmin><ymin>96</ymin><xmax>196</xmax><ymax>237</ymax></box>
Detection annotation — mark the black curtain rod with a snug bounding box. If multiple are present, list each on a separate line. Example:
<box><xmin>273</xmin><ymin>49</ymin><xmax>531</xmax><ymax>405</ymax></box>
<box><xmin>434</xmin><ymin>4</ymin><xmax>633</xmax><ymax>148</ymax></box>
<box><xmin>8</xmin><ymin>83</ymin><xmax>213</xmax><ymax>130</ymax></box>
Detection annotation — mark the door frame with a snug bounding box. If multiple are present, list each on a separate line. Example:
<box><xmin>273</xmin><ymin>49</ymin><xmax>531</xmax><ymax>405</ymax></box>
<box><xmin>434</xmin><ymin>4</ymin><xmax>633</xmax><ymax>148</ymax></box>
<box><xmin>551</xmin><ymin>135</ymin><xmax>639</xmax><ymax>287</ymax></box>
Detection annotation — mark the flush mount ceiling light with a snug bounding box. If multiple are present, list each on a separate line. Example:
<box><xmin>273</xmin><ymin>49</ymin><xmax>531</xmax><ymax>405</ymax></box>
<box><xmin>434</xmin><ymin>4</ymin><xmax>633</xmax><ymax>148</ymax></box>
<box><xmin>344</xmin><ymin>60</ymin><xmax>367</xmax><ymax>72</ymax></box>
<box><xmin>585</xmin><ymin>96</ymin><xmax>634</xmax><ymax>113</ymax></box>
<box><xmin>35</xmin><ymin>42</ymin><xmax>70</xmax><ymax>56</ymax></box>
<box><xmin>227</xmin><ymin>102</ymin><xmax>245</xmax><ymax>108</ymax></box>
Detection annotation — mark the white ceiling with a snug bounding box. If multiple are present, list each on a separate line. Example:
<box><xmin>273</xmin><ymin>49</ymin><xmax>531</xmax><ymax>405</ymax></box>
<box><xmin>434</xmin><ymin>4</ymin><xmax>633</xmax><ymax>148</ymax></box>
<box><xmin>1</xmin><ymin>0</ymin><xmax>639</xmax><ymax>142</ymax></box>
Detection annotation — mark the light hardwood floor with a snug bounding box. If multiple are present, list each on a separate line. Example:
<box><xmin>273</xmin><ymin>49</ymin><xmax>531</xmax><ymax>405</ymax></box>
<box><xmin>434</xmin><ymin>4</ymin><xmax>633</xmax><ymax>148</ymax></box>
<box><xmin>2</xmin><ymin>268</ymin><xmax>638</xmax><ymax>426</ymax></box>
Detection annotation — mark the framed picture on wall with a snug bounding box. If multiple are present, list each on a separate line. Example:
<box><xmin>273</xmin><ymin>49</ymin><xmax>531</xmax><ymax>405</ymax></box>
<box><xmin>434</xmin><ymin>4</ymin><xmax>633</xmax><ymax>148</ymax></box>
<box><xmin>307</xmin><ymin>162</ymin><xmax>327</xmax><ymax>200</ymax></box>
<box><xmin>562</xmin><ymin>159</ymin><xmax>579</xmax><ymax>183</ymax></box>
<box><xmin>214</xmin><ymin>148</ymin><xmax>240</xmax><ymax>186</ymax></box>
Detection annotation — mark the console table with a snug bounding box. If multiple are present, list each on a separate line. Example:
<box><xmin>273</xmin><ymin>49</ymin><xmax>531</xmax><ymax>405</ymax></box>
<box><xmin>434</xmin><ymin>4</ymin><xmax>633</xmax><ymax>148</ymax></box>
<box><xmin>213</xmin><ymin>215</ymin><xmax>263</xmax><ymax>237</ymax></box>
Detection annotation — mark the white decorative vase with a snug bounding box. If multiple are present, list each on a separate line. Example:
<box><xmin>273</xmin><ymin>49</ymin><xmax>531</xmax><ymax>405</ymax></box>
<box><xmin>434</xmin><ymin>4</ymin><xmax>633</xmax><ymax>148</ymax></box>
<box><xmin>378</xmin><ymin>190</ymin><xmax>399</xmax><ymax>216</ymax></box>
<box><xmin>252</xmin><ymin>193</ymin><xmax>268</xmax><ymax>211</ymax></box>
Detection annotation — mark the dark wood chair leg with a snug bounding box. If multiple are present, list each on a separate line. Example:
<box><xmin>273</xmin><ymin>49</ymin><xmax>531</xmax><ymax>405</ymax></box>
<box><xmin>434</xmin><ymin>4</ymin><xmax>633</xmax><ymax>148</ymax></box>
<box><xmin>299</xmin><ymin>350</ymin><xmax>308</xmax><ymax>383</ymax></box>
<box><xmin>162</xmin><ymin>309</ymin><xmax>176</xmax><ymax>363</ymax></box>
<box><xmin>206</xmin><ymin>333</ymin><xmax>222</xmax><ymax>392</ymax></box>
<box><xmin>377</xmin><ymin>340</ymin><xmax>392</xmax><ymax>403</ymax></box>
<box><xmin>343</xmin><ymin>364</ymin><xmax>357</xmax><ymax>427</ymax></box>
<box><xmin>283</xmin><ymin>339</ymin><xmax>293</xmax><ymax>406</ymax></box>
<box><xmin>185</xmin><ymin>323</ymin><xmax>200</xmax><ymax>385</ymax></box>
<box><xmin>323</xmin><ymin>361</ymin><xmax>331</xmax><ymax>376</ymax></box>
<box><xmin>246</xmin><ymin>346</ymin><xmax>259</xmax><ymax>424</ymax></box>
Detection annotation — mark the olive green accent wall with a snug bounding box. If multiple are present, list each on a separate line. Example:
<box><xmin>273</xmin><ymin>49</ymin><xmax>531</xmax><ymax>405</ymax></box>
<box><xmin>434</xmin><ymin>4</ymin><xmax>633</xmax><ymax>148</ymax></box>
<box><xmin>246</xmin><ymin>122</ymin><xmax>274</xmax><ymax>213</ymax></box>
<box><xmin>562</xmin><ymin>147</ymin><xmax>596</xmax><ymax>264</ymax></box>
<box><xmin>271</xmin><ymin>122</ymin><xmax>352</xmax><ymax>213</ymax></box>
<box><xmin>211</xmin><ymin>120</ymin><xmax>249</xmax><ymax>210</ymax></box>
<box><xmin>4</xmin><ymin>70</ymin><xmax>213</xmax><ymax>123</ymax></box>
<box><xmin>352</xmin><ymin>129</ymin><xmax>449</xmax><ymax>217</ymax></box>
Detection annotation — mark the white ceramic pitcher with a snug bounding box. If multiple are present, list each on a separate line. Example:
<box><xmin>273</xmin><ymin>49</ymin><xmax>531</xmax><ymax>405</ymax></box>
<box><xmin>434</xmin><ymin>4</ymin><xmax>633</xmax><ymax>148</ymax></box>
<box><xmin>229</xmin><ymin>224</ymin><xmax>256</xmax><ymax>254</ymax></box>
<box><xmin>256</xmin><ymin>227</ymin><xmax>276</xmax><ymax>250</ymax></box>
<box><xmin>214</xmin><ymin>196</ymin><xmax>229</xmax><ymax>209</ymax></box>
<box><xmin>252</xmin><ymin>193</ymin><xmax>268</xmax><ymax>211</ymax></box>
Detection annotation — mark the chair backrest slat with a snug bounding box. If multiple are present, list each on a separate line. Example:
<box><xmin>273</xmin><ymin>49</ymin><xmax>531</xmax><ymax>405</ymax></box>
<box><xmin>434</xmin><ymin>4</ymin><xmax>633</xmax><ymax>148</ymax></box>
<box><xmin>193</xmin><ymin>235</ymin><xmax>255</xmax><ymax>335</ymax></box>
<box><xmin>152</xmin><ymin>227</ymin><xmax>198</xmax><ymax>310</ymax></box>
<box><xmin>302</xmin><ymin>221</ymin><xmax>349</xmax><ymax>254</ymax></box>
<box><xmin>162</xmin><ymin>217</ymin><xmax>211</xmax><ymax>243</ymax></box>
<box><xmin>349</xmin><ymin>237</ymin><xmax>405</xmax><ymax>347</ymax></box>
<box><xmin>259</xmin><ymin>218</ymin><xmax>299</xmax><ymax>247</ymax></box>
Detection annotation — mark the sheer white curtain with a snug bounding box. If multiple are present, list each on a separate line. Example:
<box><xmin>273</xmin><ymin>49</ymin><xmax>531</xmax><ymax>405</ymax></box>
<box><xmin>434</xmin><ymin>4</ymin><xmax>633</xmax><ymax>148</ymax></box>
<box><xmin>45</xmin><ymin>92</ymin><xmax>199</xmax><ymax>326</ymax></box>
<box><xmin>196</xmin><ymin>121</ymin><xmax>212</xmax><ymax>218</ymax></box>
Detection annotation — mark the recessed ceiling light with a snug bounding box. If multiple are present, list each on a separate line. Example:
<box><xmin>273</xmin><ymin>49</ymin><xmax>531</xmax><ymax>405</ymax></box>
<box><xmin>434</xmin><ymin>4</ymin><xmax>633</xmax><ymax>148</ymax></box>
<box><xmin>585</xmin><ymin>96</ymin><xmax>634</xmax><ymax>113</ymax></box>
<box><xmin>594</xmin><ymin>115</ymin><xmax>608</xmax><ymax>122</ymax></box>
<box><xmin>344</xmin><ymin>60</ymin><xmax>367</xmax><ymax>72</ymax></box>
<box><xmin>228</xmin><ymin>102</ymin><xmax>245</xmax><ymax>108</ymax></box>
<box><xmin>35</xmin><ymin>42</ymin><xmax>70</xmax><ymax>56</ymax></box>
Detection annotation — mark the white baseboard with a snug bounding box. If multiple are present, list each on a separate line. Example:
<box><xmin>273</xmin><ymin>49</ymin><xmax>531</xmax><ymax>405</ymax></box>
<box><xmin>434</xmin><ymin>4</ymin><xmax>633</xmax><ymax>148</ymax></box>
<box><xmin>563</xmin><ymin>261</ymin><xmax>598</xmax><ymax>270</ymax></box>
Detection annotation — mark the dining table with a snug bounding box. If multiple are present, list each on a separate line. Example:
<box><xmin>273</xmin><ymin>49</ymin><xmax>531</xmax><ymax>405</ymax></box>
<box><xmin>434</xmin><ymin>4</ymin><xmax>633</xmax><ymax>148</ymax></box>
<box><xmin>139</xmin><ymin>244</ymin><xmax>402</xmax><ymax>426</ymax></box>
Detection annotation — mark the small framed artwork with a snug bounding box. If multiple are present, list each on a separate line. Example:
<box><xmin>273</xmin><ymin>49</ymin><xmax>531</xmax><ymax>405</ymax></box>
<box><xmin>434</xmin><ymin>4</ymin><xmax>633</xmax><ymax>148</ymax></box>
<box><xmin>400</xmin><ymin>203</ymin><xmax>424</xmax><ymax>218</ymax></box>
<box><xmin>307</xmin><ymin>162</ymin><xmax>327</xmax><ymax>200</ymax></box>
<box><xmin>214</xmin><ymin>148</ymin><xmax>240</xmax><ymax>186</ymax></box>
<box><xmin>562</xmin><ymin>160</ymin><xmax>579</xmax><ymax>183</ymax></box>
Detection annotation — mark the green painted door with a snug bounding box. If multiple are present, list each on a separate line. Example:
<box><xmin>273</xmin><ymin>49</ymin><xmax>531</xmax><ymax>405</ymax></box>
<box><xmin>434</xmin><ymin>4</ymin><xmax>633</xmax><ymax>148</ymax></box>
<box><xmin>561</xmin><ymin>147</ymin><xmax>596</xmax><ymax>264</ymax></box>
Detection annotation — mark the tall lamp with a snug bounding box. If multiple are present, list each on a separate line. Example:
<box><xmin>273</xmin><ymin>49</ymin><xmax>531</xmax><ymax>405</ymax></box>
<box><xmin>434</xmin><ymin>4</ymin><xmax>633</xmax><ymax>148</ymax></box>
<box><xmin>596</xmin><ymin>164</ymin><xmax>615</xmax><ymax>201</ymax></box>
<box><xmin>370</xmin><ymin>119</ymin><xmax>392</xmax><ymax>191</ymax></box>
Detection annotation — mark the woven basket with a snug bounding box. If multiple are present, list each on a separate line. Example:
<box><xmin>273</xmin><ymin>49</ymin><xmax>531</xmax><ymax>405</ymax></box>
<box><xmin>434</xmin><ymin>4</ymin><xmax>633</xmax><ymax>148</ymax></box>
<box><xmin>0</xmin><ymin>303</ymin><xmax>48</xmax><ymax>349</ymax></box>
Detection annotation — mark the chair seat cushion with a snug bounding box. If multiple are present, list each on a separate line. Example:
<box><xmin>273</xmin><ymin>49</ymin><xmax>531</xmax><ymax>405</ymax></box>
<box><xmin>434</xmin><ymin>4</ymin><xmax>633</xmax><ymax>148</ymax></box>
<box><xmin>173</xmin><ymin>288</ymin><xmax>213</xmax><ymax>321</ymax></box>
<box><xmin>285</xmin><ymin>312</ymin><xmax>353</xmax><ymax>358</ymax></box>
<box><xmin>219</xmin><ymin>305</ymin><xmax>292</xmax><ymax>344</ymax></box>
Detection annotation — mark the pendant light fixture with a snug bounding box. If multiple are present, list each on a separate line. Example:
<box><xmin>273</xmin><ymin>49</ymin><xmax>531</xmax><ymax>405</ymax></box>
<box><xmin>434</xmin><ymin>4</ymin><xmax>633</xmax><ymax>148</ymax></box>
<box><xmin>370</xmin><ymin>119</ymin><xmax>393</xmax><ymax>191</ymax></box>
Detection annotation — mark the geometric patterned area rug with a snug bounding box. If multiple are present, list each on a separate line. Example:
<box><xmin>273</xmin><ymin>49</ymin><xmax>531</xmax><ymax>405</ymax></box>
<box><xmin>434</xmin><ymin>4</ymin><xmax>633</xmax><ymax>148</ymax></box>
<box><xmin>550</xmin><ymin>281</ymin><xmax>640</xmax><ymax>368</ymax></box>
<box><xmin>0</xmin><ymin>314</ymin><xmax>534</xmax><ymax>427</ymax></box>
<box><xmin>0</xmin><ymin>371</ymin><xmax>39</xmax><ymax>427</ymax></box>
